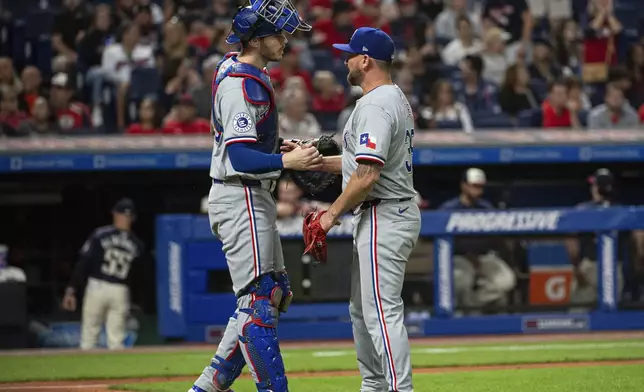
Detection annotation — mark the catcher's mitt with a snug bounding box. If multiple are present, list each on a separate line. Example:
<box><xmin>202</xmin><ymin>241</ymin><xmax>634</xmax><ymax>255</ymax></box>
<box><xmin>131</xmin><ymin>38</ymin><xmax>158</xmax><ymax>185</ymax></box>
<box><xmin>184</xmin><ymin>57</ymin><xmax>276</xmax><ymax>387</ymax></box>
<box><xmin>302</xmin><ymin>210</ymin><xmax>329</xmax><ymax>264</ymax></box>
<box><xmin>284</xmin><ymin>135</ymin><xmax>341</xmax><ymax>195</ymax></box>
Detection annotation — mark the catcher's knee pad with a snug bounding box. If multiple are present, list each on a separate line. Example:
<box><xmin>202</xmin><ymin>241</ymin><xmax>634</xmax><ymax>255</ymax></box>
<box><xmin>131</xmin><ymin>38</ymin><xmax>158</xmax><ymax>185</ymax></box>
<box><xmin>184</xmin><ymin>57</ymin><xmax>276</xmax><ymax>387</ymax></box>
<box><xmin>239</xmin><ymin>320</ymin><xmax>288</xmax><ymax>392</ymax></box>
<box><xmin>275</xmin><ymin>271</ymin><xmax>293</xmax><ymax>313</ymax></box>
<box><xmin>210</xmin><ymin>348</ymin><xmax>245</xmax><ymax>391</ymax></box>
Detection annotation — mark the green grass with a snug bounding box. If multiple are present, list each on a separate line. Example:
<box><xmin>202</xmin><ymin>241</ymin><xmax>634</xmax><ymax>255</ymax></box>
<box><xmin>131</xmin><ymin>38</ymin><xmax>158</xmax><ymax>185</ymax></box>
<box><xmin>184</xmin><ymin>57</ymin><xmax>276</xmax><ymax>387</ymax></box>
<box><xmin>113</xmin><ymin>364</ymin><xmax>644</xmax><ymax>392</ymax></box>
<box><xmin>1</xmin><ymin>339</ymin><xmax>643</xmax><ymax>383</ymax></box>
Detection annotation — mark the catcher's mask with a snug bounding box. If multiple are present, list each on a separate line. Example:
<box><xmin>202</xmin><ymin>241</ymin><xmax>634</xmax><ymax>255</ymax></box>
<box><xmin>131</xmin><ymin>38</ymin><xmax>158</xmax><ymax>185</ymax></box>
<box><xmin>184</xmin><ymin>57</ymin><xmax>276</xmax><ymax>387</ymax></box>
<box><xmin>226</xmin><ymin>0</ymin><xmax>312</xmax><ymax>45</ymax></box>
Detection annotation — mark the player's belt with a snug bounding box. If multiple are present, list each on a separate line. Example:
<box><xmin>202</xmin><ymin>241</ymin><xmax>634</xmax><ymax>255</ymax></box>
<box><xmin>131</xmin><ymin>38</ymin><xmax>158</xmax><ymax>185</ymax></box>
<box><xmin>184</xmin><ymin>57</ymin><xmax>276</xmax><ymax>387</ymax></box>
<box><xmin>359</xmin><ymin>197</ymin><xmax>413</xmax><ymax>210</ymax></box>
<box><xmin>213</xmin><ymin>177</ymin><xmax>276</xmax><ymax>192</ymax></box>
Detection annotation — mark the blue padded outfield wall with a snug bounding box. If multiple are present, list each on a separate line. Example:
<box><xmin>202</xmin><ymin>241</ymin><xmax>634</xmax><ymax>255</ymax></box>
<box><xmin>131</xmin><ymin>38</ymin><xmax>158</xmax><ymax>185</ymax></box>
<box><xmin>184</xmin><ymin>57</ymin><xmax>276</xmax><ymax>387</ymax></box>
<box><xmin>156</xmin><ymin>207</ymin><xmax>644</xmax><ymax>342</ymax></box>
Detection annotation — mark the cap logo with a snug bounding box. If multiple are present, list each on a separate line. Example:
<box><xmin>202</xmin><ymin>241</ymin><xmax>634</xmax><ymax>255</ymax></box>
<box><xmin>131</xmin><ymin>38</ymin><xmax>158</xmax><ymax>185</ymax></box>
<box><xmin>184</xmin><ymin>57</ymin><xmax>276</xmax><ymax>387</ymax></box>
<box><xmin>362</xmin><ymin>46</ymin><xmax>369</xmax><ymax>52</ymax></box>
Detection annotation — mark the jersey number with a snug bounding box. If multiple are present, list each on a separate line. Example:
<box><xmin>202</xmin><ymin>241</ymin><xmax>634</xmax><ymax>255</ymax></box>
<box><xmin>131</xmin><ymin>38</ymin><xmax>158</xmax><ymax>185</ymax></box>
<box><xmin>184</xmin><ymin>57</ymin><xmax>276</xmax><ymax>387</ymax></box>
<box><xmin>404</xmin><ymin>128</ymin><xmax>414</xmax><ymax>174</ymax></box>
<box><xmin>101</xmin><ymin>248</ymin><xmax>134</xmax><ymax>280</ymax></box>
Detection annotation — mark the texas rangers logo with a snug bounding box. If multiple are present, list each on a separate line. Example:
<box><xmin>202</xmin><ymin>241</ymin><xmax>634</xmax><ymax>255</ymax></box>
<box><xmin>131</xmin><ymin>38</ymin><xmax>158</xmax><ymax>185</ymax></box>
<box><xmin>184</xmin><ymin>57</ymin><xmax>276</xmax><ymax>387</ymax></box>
<box><xmin>233</xmin><ymin>112</ymin><xmax>253</xmax><ymax>133</ymax></box>
<box><xmin>359</xmin><ymin>133</ymin><xmax>377</xmax><ymax>150</ymax></box>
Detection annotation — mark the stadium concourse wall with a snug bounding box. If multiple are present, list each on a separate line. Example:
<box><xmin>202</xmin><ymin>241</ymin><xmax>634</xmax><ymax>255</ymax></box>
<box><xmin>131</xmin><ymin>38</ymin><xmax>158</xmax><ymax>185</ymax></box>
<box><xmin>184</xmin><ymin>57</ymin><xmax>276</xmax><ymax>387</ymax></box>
<box><xmin>155</xmin><ymin>207</ymin><xmax>644</xmax><ymax>342</ymax></box>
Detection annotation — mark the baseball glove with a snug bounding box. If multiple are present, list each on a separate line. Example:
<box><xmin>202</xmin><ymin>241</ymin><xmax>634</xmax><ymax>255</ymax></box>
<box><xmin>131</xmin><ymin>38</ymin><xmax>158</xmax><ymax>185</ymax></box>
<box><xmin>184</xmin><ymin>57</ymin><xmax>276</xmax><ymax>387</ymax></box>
<box><xmin>302</xmin><ymin>210</ymin><xmax>329</xmax><ymax>265</ymax></box>
<box><xmin>283</xmin><ymin>135</ymin><xmax>341</xmax><ymax>195</ymax></box>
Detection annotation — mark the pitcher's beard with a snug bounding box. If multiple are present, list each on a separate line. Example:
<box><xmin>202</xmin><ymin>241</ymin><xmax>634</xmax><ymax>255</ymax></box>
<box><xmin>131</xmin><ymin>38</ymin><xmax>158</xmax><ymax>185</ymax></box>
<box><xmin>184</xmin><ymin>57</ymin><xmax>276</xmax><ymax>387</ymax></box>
<box><xmin>347</xmin><ymin>69</ymin><xmax>364</xmax><ymax>86</ymax></box>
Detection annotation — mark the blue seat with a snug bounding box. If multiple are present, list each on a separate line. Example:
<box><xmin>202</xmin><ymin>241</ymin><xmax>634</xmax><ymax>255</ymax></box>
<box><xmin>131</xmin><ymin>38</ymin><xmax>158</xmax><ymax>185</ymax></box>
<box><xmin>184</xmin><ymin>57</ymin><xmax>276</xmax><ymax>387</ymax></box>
<box><xmin>313</xmin><ymin>111</ymin><xmax>340</xmax><ymax>132</ymax></box>
<box><xmin>473</xmin><ymin>112</ymin><xmax>515</xmax><ymax>129</ymax></box>
<box><xmin>33</xmin><ymin>37</ymin><xmax>52</xmax><ymax>77</ymax></box>
<box><xmin>529</xmin><ymin>79</ymin><xmax>548</xmax><ymax>102</ymax></box>
<box><xmin>517</xmin><ymin>108</ymin><xmax>543</xmax><ymax>128</ymax></box>
<box><xmin>26</xmin><ymin>10</ymin><xmax>55</xmax><ymax>40</ymax></box>
<box><xmin>614</xmin><ymin>5</ymin><xmax>638</xmax><ymax>30</ymax></box>
<box><xmin>311</xmin><ymin>49</ymin><xmax>333</xmax><ymax>71</ymax></box>
<box><xmin>434</xmin><ymin>120</ymin><xmax>464</xmax><ymax>130</ymax></box>
<box><xmin>128</xmin><ymin>67</ymin><xmax>161</xmax><ymax>101</ymax></box>
<box><xmin>11</xmin><ymin>20</ymin><xmax>27</xmax><ymax>69</ymax></box>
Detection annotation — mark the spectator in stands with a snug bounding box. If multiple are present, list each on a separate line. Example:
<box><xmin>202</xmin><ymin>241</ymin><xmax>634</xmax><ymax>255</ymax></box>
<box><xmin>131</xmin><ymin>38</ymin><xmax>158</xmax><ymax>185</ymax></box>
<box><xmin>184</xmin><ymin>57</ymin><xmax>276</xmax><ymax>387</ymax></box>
<box><xmin>554</xmin><ymin>19</ymin><xmax>583</xmax><ymax>75</ymax></box>
<box><xmin>310</xmin><ymin>0</ymin><xmax>333</xmax><ymax>21</ymax></box>
<box><xmin>527</xmin><ymin>0</ymin><xmax>572</xmax><ymax>24</ymax></box>
<box><xmin>528</xmin><ymin>37</ymin><xmax>562</xmax><ymax>84</ymax></box>
<box><xmin>49</xmin><ymin>73</ymin><xmax>92</xmax><ymax>132</ymax></box>
<box><xmin>499</xmin><ymin>63</ymin><xmax>539</xmax><ymax>117</ymax></box>
<box><xmin>438</xmin><ymin>168</ymin><xmax>517</xmax><ymax>310</ymax></box>
<box><xmin>276</xmin><ymin>177</ymin><xmax>305</xmax><ymax>219</ymax></box>
<box><xmin>566</xmin><ymin>169</ymin><xmax>626</xmax><ymax>305</ymax></box>
<box><xmin>205</xmin><ymin>0</ymin><xmax>233</xmax><ymax>25</ymax></box>
<box><xmin>0</xmin><ymin>89</ymin><xmax>28</xmax><ymax>135</ymax></box>
<box><xmin>625</xmin><ymin>43</ymin><xmax>644</xmax><ymax>108</ymax></box>
<box><xmin>582</xmin><ymin>0</ymin><xmax>622</xmax><ymax>84</ymax></box>
<box><xmin>79</xmin><ymin>4</ymin><xmax>114</xmax><ymax>122</ymax></box>
<box><xmin>187</xmin><ymin>18</ymin><xmax>212</xmax><ymax>53</ymax></box>
<box><xmin>390</xmin><ymin>0</ymin><xmax>425</xmax><ymax>44</ymax></box>
<box><xmin>18</xmin><ymin>67</ymin><xmax>45</xmax><ymax>115</ymax></box>
<box><xmin>164</xmin><ymin>0</ymin><xmax>207</xmax><ymax>25</ymax></box>
<box><xmin>311</xmin><ymin>71</ymin><xmax>345</xmax><ymax>114</ymax></box>
<box><xmin>134</xmin><ymin>4</ymin><xmax>159</xmax><ymax>46</ymax></box>
<box><xmin>158</xmin><ymin>17</ymin><xmax>195</xmax><ymax>88</ymax></box>
<box><xmin>542</xmin><ymin>79</ymin><xmax>581</xmax><ymax>128</ymax></box>
<box><xmin>0</xmin><ymin>57</ymin><xmax>23</xmax><ymax>94</ymax></box>
<box><xmin>337</xmin><ymin>86</ymin><xmax>363</xmax><ymax>131</ymax></box>
<box><xmin>278</xmin><ymin>89</ymin><xmax>322</xmax><ymax>138</ymax></box>
<box><xmin>353</xmin><ymin>0</ymin><xmax>392</xmax><ymax>34</ymax></box>
<box><xmin>588</xmin><ymin>83</ymin><xmax>640</xmax><ymax>130</ymax></box>
<box><xmin>441</xmin><ymin>15</ymin><xmax>483</xmax><ymax>66</ymax></box>
<box><xmin>454</xmin><ymin>55</ymin><xmax>499</xmax><ymax>114</ymax></box>
<box><xmin>16</xmin><ymin>97</ymin><xmax>60</xmax><ymax>136</ymax></box>
<box><xmin>165</xmin><ymin>57</ymin><xmax>202</xmax><ymax>96</ymax></box>
<box><xmin>435</xmin><ymin>0</ymin><xmax>481</xmax><ymax>40</ymax></box>
<box><xmin>311</xmin><ymin>0</ymin><xmax>355</xmax><ymax>54</ymax></box>
<box><xmin>276</xmin><ymin>176</ymin><xmax>329</xmax><ymax>220</ymax></box>
<box><xmin>136</xmin><ymin>0</ymin><xmax>164</xmax><ymax>25</ymax></box>
<box><xmin>565</xmin><ymin>76</ymin><xmax>592</xmax><ymax>111</ymax></box>
<box><xmin>481</xmin><ymin>27</ymin><xmax>510</xmax><ymax>86</ymax></box>
<box><xmin>126</xmin><ymin>97</ymin><xmax>163</xmax><ymax>134</ymax></box>
<box><xmin>395</xmin><ymin>71</ymin><xmax>421</xmax><ymax>120</ymax></box>
<box><xmin>113</xmin><ymin>0</ymin><xmax>136</xmax><ymax>27</ymax></box>
<box><xmin>101</xmin><ymin>22</ymin><xmax>155</xmax><ymax>129</ymax></box>
<box><xmin>191</xmin><ymin>54</ymin><xmax>221</xmax><ymax>120</ymax></box>
<box><xmin>419</xmin><ymin>79</ymin><xmax>474</xmax><ymax>132</ymax></box>
<box><xmin>268</xmin><ymin>45</ymin><xmax>314</xmax><ymax>94</ymax></box>
<box><xmin>419</xmin><ymin>0</ymin><xmax>446</xmax><ymax>21</ymax></box>
<box><xmin>162</xmin><ymin>94</ymin><xmax>210</xmax><ymax>134</ymax></box>
<box><xmin>608</xmin><ymin>65</ymin><xmax>633</xmax><ymax>95</ymax></box>
<box><xmin>483</xmin><ymin>0</ymin><xmax>534</xmax><ymax>64</ymax></box>
<box><xmin>640</xmin><ymin>104</ymin><xmax>644</xmax><ymax>124</ymax></box>
<box><xmin>52</xmin><ymin>0</ymin><xmax>91</xmax><ymax>65</ymax></box>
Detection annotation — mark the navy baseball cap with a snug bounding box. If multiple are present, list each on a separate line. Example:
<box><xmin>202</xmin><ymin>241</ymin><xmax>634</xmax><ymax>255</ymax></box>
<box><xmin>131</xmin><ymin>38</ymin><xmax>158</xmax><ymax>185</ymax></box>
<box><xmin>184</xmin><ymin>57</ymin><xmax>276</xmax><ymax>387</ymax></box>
<box><xmin>332</xmin><ymin>27</ymin><xmax>395</xmax><ymax>62</ymax></box>
<box><xmin>113</xmin><ymin>198</ymin><xmax>136</xmax><ymax>216</ymax></box>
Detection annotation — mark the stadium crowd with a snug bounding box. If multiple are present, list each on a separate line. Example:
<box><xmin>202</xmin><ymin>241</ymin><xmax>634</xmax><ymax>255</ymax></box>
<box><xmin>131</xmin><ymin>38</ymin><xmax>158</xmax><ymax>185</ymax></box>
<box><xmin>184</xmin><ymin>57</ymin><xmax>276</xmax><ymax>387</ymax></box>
<box><xmin>0</xmin><ymin>0</ymin><xmax>644</xmax><ymax>137</ymax></box>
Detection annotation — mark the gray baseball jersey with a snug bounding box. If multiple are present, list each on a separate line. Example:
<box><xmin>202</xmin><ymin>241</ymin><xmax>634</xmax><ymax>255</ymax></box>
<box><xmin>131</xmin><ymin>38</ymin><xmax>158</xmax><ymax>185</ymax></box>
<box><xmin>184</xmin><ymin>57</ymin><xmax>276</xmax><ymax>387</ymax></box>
<box><xmin>210</xmin><ymin>56</ymin><xmax>281</xmax><ymax>182</ymax></box>
<box><xmin>343</xmin><ymin>83</ymin><xmax>421</xmax><ymax>392</ymax></box>
<box><xmin>341</xmin><ymin>84</ymin><xmax>417</xmax><ymax>200</ymax></box>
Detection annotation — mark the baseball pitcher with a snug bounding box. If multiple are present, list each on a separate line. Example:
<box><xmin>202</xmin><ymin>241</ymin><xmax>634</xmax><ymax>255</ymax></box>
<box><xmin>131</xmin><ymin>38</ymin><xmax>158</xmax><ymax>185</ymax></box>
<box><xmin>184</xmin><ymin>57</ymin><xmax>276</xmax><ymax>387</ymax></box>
<box><xmin>300</xmin><ymin>27</ymin><xmax>420</xmax><ymax>392</ymax></box>
<box><xmin>190</xmin><ymin>1</ymin><xmax>321</xmax><ymax>391</ymax></box>
<box><xmin>61</xmin><ymin>198</ymin><xmax>144</xmax><ymax>350</ymax></box>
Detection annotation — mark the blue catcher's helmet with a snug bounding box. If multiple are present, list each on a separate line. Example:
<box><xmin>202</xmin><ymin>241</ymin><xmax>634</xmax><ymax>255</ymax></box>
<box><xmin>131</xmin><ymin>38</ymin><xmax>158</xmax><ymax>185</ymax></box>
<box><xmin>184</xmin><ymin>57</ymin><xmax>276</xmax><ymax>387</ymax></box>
<box><xmin>226</xmin><ymin>0</ymin><xmax>311</xmax><ymax>44</ymax></box>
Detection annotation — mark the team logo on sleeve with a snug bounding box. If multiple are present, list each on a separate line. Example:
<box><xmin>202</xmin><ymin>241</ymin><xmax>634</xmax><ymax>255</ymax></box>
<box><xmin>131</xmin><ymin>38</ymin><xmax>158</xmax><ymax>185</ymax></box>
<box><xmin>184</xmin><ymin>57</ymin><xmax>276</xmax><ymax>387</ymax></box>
<box><xmin>233</xmin><ymin>112</ymin><xmax>253</xmax><ymax>133</ymax></box>
<box><xmin>359</xmin><ymin>133</ymin><xmax>377</xmax><ymax>150</ymax></box>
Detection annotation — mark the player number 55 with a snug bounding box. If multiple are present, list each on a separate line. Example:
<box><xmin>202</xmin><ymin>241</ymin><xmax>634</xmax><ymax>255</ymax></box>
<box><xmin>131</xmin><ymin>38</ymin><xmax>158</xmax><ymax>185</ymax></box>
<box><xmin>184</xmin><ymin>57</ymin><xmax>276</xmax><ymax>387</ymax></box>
<box><xmin>404</xmin><ymin>128</ymin><xmax>414</xmax><ymax>174</ymax></box>
<box><xmin>102</xmin><ymin>248</ymin><xmax>134</xmax><ymax>280</ymax></box>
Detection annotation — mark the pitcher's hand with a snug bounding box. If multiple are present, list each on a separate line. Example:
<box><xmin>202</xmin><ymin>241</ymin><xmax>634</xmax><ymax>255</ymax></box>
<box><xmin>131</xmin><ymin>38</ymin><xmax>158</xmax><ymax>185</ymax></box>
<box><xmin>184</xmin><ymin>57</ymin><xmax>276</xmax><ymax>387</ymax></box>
<box><xmin>282</xmin><ymin>144</ymin><xmax>323</xmax><ymax>171</ymax></box>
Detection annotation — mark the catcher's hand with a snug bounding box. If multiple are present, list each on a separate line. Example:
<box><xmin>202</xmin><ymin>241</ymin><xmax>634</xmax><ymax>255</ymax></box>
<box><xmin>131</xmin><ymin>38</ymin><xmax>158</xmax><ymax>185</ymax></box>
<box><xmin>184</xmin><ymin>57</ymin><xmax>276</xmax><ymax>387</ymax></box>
<box><xmin>302</xmin><ymin>210</ymin><xmax>330</xmax><ymax>265</ymax></box>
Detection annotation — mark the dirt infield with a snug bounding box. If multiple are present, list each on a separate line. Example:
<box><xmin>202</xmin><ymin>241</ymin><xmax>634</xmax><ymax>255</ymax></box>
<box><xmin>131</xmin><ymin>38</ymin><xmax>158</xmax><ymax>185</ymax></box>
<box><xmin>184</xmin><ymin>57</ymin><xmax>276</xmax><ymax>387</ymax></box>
<box><xmin>2</xmin><ymin>331</ymin><xmax>644</xmax><ymax>392</ymax></box>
